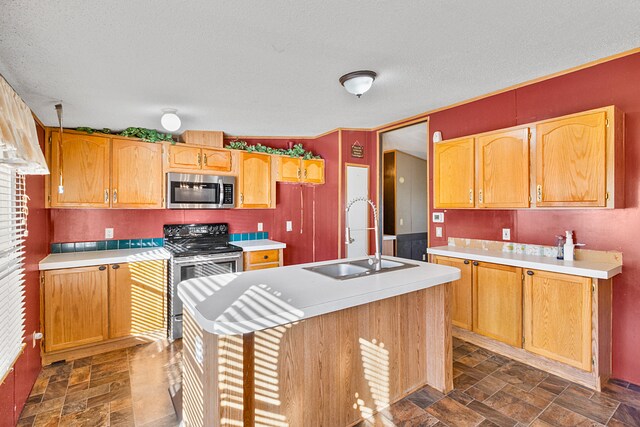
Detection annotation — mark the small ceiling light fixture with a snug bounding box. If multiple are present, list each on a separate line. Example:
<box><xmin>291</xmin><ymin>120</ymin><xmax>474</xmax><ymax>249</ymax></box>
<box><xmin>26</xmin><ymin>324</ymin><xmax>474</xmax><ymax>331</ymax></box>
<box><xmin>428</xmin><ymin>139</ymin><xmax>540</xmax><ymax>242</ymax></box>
<box><xmin>160</xmin><ymin>108</ymin><xmax>181</xmax><ymax>132</ymax></box>
<box><xmin>339</xmin><ymin>70</ymin><xmax>377</xmax><ymax>98</ymax></box>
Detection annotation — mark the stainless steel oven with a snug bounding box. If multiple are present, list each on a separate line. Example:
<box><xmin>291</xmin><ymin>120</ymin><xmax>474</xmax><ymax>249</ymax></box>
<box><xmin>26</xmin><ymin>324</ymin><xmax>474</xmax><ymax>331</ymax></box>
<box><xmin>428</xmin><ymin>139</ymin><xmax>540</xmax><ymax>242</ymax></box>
<box><xmin>166</xmin><ymin>173</ymin><xmax>235</xmax><ymax>209</ymax></box>
<box><xmin>168</xmin><ymin>251</ymin><xmax>242</xmax><ymax>340</ymax></box>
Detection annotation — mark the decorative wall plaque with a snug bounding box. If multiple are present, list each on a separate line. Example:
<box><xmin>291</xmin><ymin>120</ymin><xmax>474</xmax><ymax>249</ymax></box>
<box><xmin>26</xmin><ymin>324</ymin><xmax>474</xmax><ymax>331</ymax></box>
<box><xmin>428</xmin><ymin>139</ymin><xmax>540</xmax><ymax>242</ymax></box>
<box><xmin>351</xmin><ymin>140</ymin><xmax>364</xmax><ymax>158</ymax></box>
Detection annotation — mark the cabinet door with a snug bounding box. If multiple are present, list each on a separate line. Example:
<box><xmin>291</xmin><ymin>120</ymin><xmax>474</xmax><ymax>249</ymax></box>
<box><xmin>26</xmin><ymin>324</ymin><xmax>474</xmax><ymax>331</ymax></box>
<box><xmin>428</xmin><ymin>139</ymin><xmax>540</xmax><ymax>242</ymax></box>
<box><xmin>43</xmin><ymin>266</ymin><xmax>109</xmax><ymax>352</ymax></box>
<box><xmin>168</xmin><ymin>145</ymin><xmax>202</xmax><ymax>170</ymax></box>
<box><xmin>108</xmin><ymin>261</ymin><xmax>166</xmax><ymax>339</ymax></box>
<box><xmin>536</xmin><ymin>111</ymin><xmax>606</xmax><ymax>207</ymax></box>
<box><xmin>433</xmin><ymin>256</ymin><xmax>472</xmax><ymax>330</ymax></box>
<box><xmin>112</xmin><ymin>139</ymin><xmax>163</xmax><ymax>208</ymax></box>
<box><xmin>524</xmin><ymin>270</ymin><xmax>592</xmax><ymax>371</ymax></box>
<box><xmin>276</xmin><ymin>156</ymin><xmax>301</xmax><ymax>182</ymax></box>
<box><xmin>473</xmin><ymin>262</ymin><xmax>523</xmax><ymax>347</ymax></box>
<box><xmin>477</xmin><ymin>128</ymin><xmax>530</xmax><ymax>208</ymax></box>
<box><xmin>434</xmin><ymin>137</ymin><xmax>475</xmax><ymax>208</ymax></box>
<box><xmin>239</xmin><ymin>152</ymin><xmax>272</xmax><ymax>208</ymax></box>
<box><xmin>202</xmin><ymin>148</ymin><xmax>232</xmax><ymax>172</ymax></box>
<box><xmin>50</xmin><ymin>132</ymin><xmax>110</xmax><ymax>207</ymax></box>
<box><xmin>302</xmin><ymin>159</ymin><xmax>325</xmax><ymax>184</ymax></box>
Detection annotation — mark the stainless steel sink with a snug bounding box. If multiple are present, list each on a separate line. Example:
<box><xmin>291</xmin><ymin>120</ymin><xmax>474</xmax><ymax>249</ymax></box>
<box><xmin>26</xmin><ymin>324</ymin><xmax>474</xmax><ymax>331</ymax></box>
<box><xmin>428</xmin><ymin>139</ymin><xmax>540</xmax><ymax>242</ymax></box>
<box><xmin>304</xmin><ymin>258</ymin><xmax>418</xmax><ymax>280</ymax></box>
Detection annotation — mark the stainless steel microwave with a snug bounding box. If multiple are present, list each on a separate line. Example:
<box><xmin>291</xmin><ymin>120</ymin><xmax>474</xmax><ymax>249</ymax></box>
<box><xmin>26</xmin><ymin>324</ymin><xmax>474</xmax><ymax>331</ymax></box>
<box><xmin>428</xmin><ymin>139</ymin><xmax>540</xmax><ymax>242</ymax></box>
<box><xmin>166</xmin><ymin>173</ymin><xmax>235</xmax><ymax>209</ymax></box>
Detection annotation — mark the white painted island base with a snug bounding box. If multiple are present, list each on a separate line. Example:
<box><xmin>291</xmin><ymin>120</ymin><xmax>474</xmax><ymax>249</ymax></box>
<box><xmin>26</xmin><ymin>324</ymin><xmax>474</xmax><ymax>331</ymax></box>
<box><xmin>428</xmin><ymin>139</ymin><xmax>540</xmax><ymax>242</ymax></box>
<box><xmin>182</xmin><ymin>284</ymin><xmax>453</xmax><ymax>427</ymax></box>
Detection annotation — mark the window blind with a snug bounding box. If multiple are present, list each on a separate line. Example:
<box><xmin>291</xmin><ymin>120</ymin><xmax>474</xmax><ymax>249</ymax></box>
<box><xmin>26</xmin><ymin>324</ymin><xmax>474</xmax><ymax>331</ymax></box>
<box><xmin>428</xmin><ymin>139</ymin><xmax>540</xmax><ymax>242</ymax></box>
<box><xmin>0</xmin><ymin>164</ymin><xmax>26</xmax><ymax>383</ymax></box>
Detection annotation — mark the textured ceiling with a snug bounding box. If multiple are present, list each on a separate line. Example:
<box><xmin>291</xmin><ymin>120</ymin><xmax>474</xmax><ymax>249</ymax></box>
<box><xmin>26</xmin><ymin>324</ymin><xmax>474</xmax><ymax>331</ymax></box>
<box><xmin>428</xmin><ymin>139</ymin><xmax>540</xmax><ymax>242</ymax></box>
<box><xmin>1</xmin><ymin>1</ymin><xmax>639</xmax><ymax>136</ymax></box>
<box><xmin>382</xmin><ymin>122</ymin><xmax>428</xmax><ymax>160</ymax></box>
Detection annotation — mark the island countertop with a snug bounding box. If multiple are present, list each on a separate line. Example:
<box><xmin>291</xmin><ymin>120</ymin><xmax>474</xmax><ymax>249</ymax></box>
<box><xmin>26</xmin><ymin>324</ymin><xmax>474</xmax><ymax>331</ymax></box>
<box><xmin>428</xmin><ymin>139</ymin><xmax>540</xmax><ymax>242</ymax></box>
<box><xmin>178</xmin><ymin>256</ymin><xmax>460</xmax><ymax>335</ymax></box>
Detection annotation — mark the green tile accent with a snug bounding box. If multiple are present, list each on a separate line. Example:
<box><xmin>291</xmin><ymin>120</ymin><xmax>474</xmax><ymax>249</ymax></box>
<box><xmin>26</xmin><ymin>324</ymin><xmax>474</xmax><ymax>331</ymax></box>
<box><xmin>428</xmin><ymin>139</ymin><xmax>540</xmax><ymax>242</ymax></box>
<box><xmin>118</xmin><ymin>240</ymin><xmax>131</xmax><ymax>249</ymax></box>
<box><xmin>51</xmin><ymin>243</ymin><xmax>61</xmax><ymax>253</ymax></box>
<box><xmin>106</xmin><ymin>240</ymin><xmax>118</xmax><ymax>250</ymax></box>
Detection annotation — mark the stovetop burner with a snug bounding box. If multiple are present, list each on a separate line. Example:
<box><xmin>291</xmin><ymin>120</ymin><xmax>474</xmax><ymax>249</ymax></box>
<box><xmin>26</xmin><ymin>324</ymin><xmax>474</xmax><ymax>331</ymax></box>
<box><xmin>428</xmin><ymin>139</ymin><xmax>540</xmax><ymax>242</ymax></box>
<box><xmin>163</xmin><ymin>223</ymin><xmax>242</xmax><ymax>257</ymax></box>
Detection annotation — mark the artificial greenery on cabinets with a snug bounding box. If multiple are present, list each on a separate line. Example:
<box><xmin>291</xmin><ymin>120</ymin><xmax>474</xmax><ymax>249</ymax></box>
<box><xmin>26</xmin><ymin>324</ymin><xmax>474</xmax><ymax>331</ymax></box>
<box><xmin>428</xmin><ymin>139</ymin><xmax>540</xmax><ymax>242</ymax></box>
<box><xmin>76</xmin><ymin>127</ymin><xmax>175</xmax><ymax>143</ymax></box>
<box><xmin>226</xmin><ymin>140</ymin><xmax>322</xmax><ymax>159</ymax></box>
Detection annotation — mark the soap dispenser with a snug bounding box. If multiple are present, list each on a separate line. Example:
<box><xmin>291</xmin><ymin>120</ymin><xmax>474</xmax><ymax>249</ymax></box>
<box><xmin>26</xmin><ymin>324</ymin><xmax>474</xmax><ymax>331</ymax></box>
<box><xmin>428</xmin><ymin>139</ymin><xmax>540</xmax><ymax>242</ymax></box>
<box><xmin>563</xmin><ymin>230</ymin><xmax>575</xmax><ymax>261</ymax></box>
<box><xmin>556</xmin><ymin>235</ymin><xmax>565</xmax><ymax>260</ymax></box>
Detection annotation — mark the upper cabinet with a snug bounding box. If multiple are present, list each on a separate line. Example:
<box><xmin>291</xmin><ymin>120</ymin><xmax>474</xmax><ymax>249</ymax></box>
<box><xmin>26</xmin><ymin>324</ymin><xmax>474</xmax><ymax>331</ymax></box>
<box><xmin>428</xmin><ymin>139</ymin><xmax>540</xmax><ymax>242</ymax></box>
<box><xmin>477</xmin><ymin>127</ymin><xmax>530</xmax><ymax>208</ymax></box>
<box><xmin>433</xmin><ymin>105</ymin><xmax>624</xmax><ymax>210</ymax></box>
<box><xmin>48</xmin><ymin>131</ymin><xmax>163</xmax><ymax>209</ymax></box>
<box><xmin>202</xmin><ymin>148</ymin><xmax>232</xmax><ymax>172</ymax></box>
<box><xmin>112</xmin><ymin>139</ymin><xmax>164</xmax><ymax>208</ymax></box>
<box><xmin>167</xmin><ymin>145</ymin><xmax>233</xmax><ymax>173</ymax></box>
<box><xmin>434</xmin><ymin>137</ymin><xmax>475</xmax><ymax>208</ymax></box>
<box><xmin>275</xmin><ymin>156</ymin><xmax>325</xmax><ymax>184</ymax></box>
<box><xmin>50</xmin><ymin>132</ymin><xmax>111</xmax><ymax>208</ymax></box>
<box><xmin>238</xmin><ymin>152</ymin><xmax>275</xmax><ymax>209</ymax></box>
<box><xmin>536</xmin><ymin>111</ymin><xmax>606</xmax><ymax>207</ymax></box>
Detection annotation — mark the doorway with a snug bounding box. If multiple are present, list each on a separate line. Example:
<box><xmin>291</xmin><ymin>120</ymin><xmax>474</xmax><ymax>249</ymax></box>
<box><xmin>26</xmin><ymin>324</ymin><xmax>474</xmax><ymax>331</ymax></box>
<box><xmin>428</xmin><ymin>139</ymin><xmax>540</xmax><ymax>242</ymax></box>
<box><xmin>345</xmin><ymin>164</ymin><xmax>370</xmax><ymax>258</ymax></box>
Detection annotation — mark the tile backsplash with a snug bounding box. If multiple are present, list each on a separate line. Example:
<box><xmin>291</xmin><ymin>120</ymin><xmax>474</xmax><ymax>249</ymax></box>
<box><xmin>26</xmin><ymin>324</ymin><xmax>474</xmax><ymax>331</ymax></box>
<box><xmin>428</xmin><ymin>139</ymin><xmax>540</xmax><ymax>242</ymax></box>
<box><xmin>50</xmin><ymin>232</ymin><xmax>270</xmax><ymax>254</ymax></box>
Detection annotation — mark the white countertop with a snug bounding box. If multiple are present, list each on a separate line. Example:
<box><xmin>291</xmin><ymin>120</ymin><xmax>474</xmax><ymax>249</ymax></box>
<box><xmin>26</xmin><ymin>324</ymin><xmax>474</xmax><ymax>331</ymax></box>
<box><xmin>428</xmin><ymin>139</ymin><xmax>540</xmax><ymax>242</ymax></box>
<box><xmin>427</xmin><ymin>246</ymin><xmax>621</xmax><ymax>279</ymax></box>
<box><xmin>39</xmin><ymin>248</ymin><xmax>171</xmax><ymax>270</ymax></box>
<box><xmin>233</xmin><ymin>239</ymin><xmax>286</xmax><ymax>252</ymax></box>
<box><xmin>178</xmin><ymin>256</ymin><xmax>460</xmax><ymax>335</ymax></box>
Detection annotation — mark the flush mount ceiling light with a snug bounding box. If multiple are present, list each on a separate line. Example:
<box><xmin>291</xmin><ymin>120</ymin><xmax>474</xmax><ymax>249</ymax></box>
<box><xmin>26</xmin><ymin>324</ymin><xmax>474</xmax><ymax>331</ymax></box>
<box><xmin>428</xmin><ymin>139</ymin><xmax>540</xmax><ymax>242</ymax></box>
<box><xmin>160</xmin><ymin>109</ymin><xmax>181</xmax><ymax>132</ymax></box>
<box><xmin>339</xmin><ymin>70</ymin><xmax>377</xmax><ymax>98</ymax></box>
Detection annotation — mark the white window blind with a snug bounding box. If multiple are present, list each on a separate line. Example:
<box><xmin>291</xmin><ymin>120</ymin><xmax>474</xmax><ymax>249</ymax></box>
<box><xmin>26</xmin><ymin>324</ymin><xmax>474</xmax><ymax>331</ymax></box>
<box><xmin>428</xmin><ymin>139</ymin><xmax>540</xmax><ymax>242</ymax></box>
<box><xmin>0</xmin><ymin>164</ymin><xmax>26</xmax><ymax>382</ymax></box>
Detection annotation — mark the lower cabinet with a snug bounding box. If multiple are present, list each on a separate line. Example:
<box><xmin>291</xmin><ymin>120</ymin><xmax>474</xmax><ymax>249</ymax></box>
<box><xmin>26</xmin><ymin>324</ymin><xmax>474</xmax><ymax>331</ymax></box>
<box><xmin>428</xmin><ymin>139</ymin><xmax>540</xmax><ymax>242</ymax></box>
<box><xmin>433</xmin><ymin>256</ymin><xmax>472</xmax><ymax>330</ymax></box>
<box><xmin>243</xmin><ymin>249</ymin><xmax>283</xmax><ymax>271</ymax></box>
<box><xmin>472</xmin><ymin>261</ymin><xmax>523</xmax><ymax>348</ymax></box>
<box><xmin>42</xmin><ymin>260</ymin><xmax>166</xmax><ymax>360</ymax></box>
<box><xmin>523</xmin><ymin>269</ymin><xmax>592</xmax><ymax>371</ymax></box>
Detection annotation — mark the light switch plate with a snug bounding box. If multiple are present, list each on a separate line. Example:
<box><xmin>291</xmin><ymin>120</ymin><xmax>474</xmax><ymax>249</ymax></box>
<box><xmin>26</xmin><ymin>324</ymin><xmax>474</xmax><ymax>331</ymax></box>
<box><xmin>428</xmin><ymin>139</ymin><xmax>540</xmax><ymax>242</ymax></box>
<box><xmin>432</xmin><ymin>212</ymin><xmax>445</xmax><ymax>223</ymax></box>
<box><xmin>286</xmin><ymin>221</ymin><xmax>292</xmax><ymax>232</ymax></box>
<box><xmin>257</xmin><ymin>222</ymin><xmax>263</xmax><ymax>232</ymax></box>
<box><xmin>436</xmin><ymin>227</ymin><xmax>443</xmax><ymax>238</ymax></box>
<box><xmin>502</xmin><ymin>228</ymin><xmax>511</xmax><ymax>241</ymax></box>
<box><xmin>105</xmin><ymin>228</ymin><xmax>114</xmax><ymax>239</ymax></box>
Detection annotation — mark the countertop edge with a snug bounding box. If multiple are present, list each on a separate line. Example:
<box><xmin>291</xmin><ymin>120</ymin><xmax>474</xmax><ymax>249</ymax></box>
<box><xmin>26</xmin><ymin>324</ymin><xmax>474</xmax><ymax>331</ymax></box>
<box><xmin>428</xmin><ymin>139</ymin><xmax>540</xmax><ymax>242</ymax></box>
<box><xmin>427</xmin><ymin>246</ymin><xmax>621</xmax><ymax>279</ymax></box>
<box><xmin>233</xmin><ymin>239</ymin><xmax>286</xmax><ymax>252</ymax></box>
<box><xmin>39</xmin><ymin>248</ymin><xmax>172</xmax><ymax>270</ymax></box>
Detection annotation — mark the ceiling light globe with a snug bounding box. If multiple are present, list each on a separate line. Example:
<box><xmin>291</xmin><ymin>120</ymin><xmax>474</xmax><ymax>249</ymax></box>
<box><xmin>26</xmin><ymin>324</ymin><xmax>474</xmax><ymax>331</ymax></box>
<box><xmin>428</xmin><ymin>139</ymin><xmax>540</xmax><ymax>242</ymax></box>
<box><xmin>339</xmin><ymin>70</ymin><xmax>377</xmax><ymax>98</ymax></box>
<box><xmin>161</xmin><ymin>111</ymin><xmax>181</xmax><ymax>132</ymax></box>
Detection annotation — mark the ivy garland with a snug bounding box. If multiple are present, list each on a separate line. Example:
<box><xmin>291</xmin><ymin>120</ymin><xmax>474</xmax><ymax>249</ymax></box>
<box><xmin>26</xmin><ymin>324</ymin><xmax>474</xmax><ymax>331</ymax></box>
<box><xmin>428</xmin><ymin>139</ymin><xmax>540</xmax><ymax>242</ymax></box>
<box><xmin>226</xmin><ymin>140</ymin><xmax>321</xmax><ymax>159</ymax></box>
<box><xmin>76</xmin><ymin>127</ymin><xmax>175</xmax><ymax>143</ymax></box>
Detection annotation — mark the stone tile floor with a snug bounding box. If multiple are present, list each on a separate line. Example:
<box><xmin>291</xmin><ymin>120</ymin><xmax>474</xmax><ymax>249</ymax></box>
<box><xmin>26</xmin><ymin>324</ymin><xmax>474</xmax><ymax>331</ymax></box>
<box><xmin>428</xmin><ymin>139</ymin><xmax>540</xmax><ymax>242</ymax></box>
<box><xmin>17</xmin><ymin>337</ymin><xmax>640</xmax><ymax>426</ymax></box>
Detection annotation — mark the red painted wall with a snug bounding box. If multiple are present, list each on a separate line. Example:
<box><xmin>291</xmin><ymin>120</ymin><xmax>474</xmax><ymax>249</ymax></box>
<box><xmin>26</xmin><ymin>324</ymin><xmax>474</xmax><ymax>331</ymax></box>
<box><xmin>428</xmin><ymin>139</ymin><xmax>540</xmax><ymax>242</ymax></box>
<box><xmin>50</xmin><ymin>132</ymin><xmax>341</xmax><ymax>266</ymax></box>
<box><xmin>0</xmin><ymin>123</ymin><xmax>48</xmax><ymax>425</ymax></box>
<box><xmin>428</xmin><ymin>53</ymin><xmax>640</xmax><ymax>384</ymax></box>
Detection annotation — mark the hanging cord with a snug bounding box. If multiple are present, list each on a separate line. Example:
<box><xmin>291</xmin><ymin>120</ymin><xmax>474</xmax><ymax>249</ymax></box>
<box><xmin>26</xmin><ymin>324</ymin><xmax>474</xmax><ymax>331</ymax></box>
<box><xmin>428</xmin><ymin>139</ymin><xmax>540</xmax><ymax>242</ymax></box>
<box><xmin>299</xmin><ymin>184</ymin><xmax>303</xmax><ymax>234</ymax></box>
<box><xmin>312</xmin><ymin>186</ymin><xmax>316</xmax><ymax>262</ymax></box>
<box><xmin>54</xmin><ymin>103</ymin><xmax>63</xmax><ymax>193</ymax></box>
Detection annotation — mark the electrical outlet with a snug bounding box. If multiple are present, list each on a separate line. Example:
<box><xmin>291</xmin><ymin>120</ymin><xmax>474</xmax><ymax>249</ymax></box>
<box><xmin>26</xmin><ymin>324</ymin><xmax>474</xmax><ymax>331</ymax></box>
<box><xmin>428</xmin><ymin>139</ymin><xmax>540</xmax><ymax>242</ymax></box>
<box><xmin>105</xmin><ymin>228</ymin><xmax>114</xmax><ymax>239</ymax></box>
<box><xmin>432</xmin><ymin>212</ymin><xmax>445</xmax><ymax>223</ymax></box>
<box><xmin>502</xmin><ymin>228</ymin><xmax>511</xmax><ymax>241</ymax></box>
<box><xmin>436</xmin><ymin>227</ymin><xmax>443</xmax><ymax>238</ymax></box>
<box><xmin>257</xmin><ymin>222</ymin><xmax>263</xmax><ymax>232</ymax></box>
<box><xmin>399</xmin><ymin>218</ymin><xmax>404</xmax><ymax>226</ymax></box>
<box><xmin>286</xmin><ymin>221</ymin><xmax>292</xmax><ymax>232</ymax></box>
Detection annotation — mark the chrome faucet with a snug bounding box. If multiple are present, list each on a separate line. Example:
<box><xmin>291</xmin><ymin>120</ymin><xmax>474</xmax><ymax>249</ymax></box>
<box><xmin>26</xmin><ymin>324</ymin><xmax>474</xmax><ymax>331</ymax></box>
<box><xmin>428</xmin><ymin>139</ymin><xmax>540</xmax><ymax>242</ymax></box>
<box><xmin>345</xmin><ymin>197</ymin><xmax>381</xmax><ymax>271</ymax></box>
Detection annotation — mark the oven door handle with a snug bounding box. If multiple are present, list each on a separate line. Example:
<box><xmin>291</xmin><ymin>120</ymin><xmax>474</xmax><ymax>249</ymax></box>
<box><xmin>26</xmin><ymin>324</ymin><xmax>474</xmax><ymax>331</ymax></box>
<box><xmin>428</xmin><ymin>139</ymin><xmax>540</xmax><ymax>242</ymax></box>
<box><xmin>171</xmin><ymin>253</ymin><xmax>243</xmax><ymax>265</ymax></box>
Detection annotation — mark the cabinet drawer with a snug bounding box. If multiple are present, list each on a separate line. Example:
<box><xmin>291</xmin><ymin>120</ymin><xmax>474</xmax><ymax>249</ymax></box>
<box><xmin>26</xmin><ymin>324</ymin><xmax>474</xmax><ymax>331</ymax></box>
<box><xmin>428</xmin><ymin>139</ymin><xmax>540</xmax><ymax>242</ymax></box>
<box><xmin>248</xmin><ymin>250</ymin><xmax>280</xmax><ymax>265</ymax></box>
<box><xmin>247</xmin><ymin>262</ymin><xmax>280</xmax><ymax>271</ymax></box>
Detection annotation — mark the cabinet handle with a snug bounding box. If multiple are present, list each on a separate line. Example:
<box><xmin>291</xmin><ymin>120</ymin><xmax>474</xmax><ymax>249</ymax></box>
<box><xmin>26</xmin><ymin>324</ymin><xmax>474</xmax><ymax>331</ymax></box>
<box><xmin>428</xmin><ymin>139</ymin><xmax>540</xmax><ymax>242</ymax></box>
<box><xmin>527</xmin><ymin>270</ymin><xmax>534</xmax><ymax>276</ymax></box>
<box><xmin>240</xmin><ymin>193</ymin><xmax>244</xmax><ymax>205</ymax></box>
<box><xmin>98</xmin><ymin>265</ymin><xmax>107</xmax><ymax>271</ymax></box>
<box><xmin>203</xmin><ymin>153</ymin><xmax>208</xmax><ymax>166</ymax></box>
<box><xmin>113</xmin><ymin>189</ymin><xmax>118</xmax><ymax>204</ymax></box>
<box><xmin>112</xmin><ymin>264</ymin><xmax>120</xmax><ymax>270</ymax></box>
<box><xmin>463</xmin><ymin>260</ymin><xmax>470</xmax><ymax>264</ymax></box>
<box><xmin>197</xmin><ymin>152</ymin><xmax>202</xmax><ymax>166</ymax></box>
<box><xmin>536</xmin><ymin>185</ymin><xmax>542</xmax><ymax>202</ymax></box>
<box><xmin>478</xmin><ymin>190</ymin><xmax>483</xmax><ymax>204</ymax></box>
<box><xmin>472</xmin><ymin>261</ymin><xmax>479</xmax><ymax>266</ymax></box>
<box><xmin>469</xmin><ymin>189</ymin><xmax>473</xmax><ymax>204</ymax></box>
<box><xmin>104</xmin><ymin>189</ymin><xmax>109</xmax><ymax>204</ymax></box>
<box><xmin>297</xmin><ymin>168</ymin><xmax>301</xmax><ymax>179</ymax></box>
<box><xmin>304</xmin><ymin>169</ymin><xmax>308</xmax><ymax>179</ymax></box>
<box><xmin>263</xmin><ymin>255</ymin><xmax>269</xmax><ymax>259</ymax></box>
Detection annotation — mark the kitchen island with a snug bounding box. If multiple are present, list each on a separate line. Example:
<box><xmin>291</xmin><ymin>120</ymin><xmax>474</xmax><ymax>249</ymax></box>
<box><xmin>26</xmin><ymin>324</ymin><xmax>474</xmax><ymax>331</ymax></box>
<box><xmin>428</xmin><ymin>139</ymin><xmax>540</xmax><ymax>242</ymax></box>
<box><xmin>178</xmin><ymin>256</ymin><xmax>460</xmax><ymax>427</ymax></box>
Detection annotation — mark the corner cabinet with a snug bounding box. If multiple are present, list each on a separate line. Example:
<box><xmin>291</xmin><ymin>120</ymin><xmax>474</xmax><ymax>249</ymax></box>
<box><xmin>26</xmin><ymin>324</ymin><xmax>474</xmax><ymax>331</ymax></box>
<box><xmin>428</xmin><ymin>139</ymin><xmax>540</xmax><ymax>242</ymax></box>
<box><xmin>433</xmin><ymin>137</ymin><xmax>475</xmax><ymax>208</ymax></box>
<box><xmin>238</xmin><ymin>152</ymin><xmax>275</xmax><ymax>208</ymax></box>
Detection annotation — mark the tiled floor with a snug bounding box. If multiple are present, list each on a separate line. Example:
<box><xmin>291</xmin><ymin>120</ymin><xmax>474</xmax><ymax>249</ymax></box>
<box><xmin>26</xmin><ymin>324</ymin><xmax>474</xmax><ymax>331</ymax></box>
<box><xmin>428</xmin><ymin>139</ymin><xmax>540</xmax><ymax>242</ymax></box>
<box><xmin>17</xmin><ymin>339</ymin><xmax>182</xmax><ymax>427</ymax></box>
<box><xmin>18</xmin><ymin>337</ymin><xmax>640</xmax><ymax>426</ymax></box>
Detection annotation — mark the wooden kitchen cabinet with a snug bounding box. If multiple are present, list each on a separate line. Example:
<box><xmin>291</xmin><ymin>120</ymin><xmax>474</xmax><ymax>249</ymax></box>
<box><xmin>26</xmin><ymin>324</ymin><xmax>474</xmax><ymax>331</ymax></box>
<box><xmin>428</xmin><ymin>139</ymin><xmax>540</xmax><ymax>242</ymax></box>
<box><xmin>477</xmin><ymin>127</ymin><xmax>530</xmax><ymax>208</ymax></box>
<box><xmin>433</xmin><ymin>256</ymin><xmax>473</xmax><ymax>330</ymax></box>
<box><xmin>111</xmin><ymin>139</ymin><xmax>163</xmax><ymax>208</ymax></box>
<box><xmin>434</xmin><ymin>137</ymin><xmax>475</xmax><ymax>208</ymax></box>
<box><xmin>524</xmin><ymin>269</ymin><xmax>592</xmax><ymax>371</ymax></box>
<box><xmin>49</xmin><ymin>131</ymin><xmax>110</xmax><ymax>208</ymax></box>
<box><xmin>473</xmin><ymin>261</ymin><xmax>523</xmax><ymax>347</ymax></box>
<box><xmin>108</xmin><ymin>261</ymin><xmax>166</xmax><ymax>338</ymax></box>
<box><xmin>238</xmin><ymin>152</ymin><xmax>273</xmax><ymax>208</ymax></box>
<box><xmin>168</xmin><ymin>144</ymin><xmax>202</xmax><ymax>170</ymax></box>
<box><xmin>275</xmin><ymin>156</ymin><xmax>325</xmax><ymax>184</ymax></box>
<box><xmin>243</xmin><ymin>249</ymin><xmax>283</xmax><ymax>271</ymax></box>
<box><xmin>202</xmin><ymin>148</ymin><xmax>232</xmax><ymax>172</ymax></box>
<box><xmin>535</xmin><ymin>111</ymin><xmax>606</xmax><ymax>207</ymax></box>
<box><xmin>302</xmin><ymin>159</ymin><xmax>325</xmax><ymax>184</ymax></box>
<box><xmin>43</xmin><ymin>266</ymin><xmax>109</xmax><ymax>352</ymax></box>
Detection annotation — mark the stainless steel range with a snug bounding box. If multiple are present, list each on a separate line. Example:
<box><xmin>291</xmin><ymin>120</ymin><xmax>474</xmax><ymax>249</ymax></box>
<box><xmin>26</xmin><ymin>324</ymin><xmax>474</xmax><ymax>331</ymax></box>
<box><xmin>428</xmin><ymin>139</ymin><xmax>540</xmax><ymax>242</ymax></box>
<box><xmin>164</xmin><ymin>223</ymin><xmax>243</xmax><ymax>340</ymax></box>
